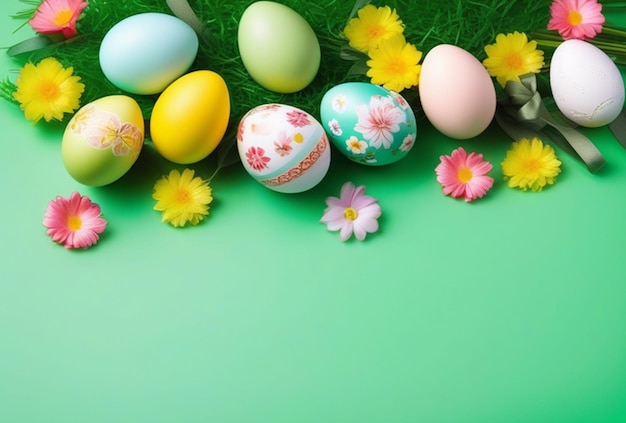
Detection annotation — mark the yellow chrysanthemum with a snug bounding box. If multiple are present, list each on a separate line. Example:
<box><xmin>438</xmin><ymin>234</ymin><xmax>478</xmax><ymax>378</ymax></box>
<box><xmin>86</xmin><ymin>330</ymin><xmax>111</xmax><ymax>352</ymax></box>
<box><xmin>366</xmin><ymin>34</ymin><xmax>422</xmax><ymax>92</ymax></box>
<box><xmin>343</xmin><ymin>5</ymin><xmax>404</xmax><ymax>54</ymax></box>
<box><xmin>13</xmin><ymin>57</ymin><xmax>84</xmax><ymax>124</ymax></box>
<box><xmin>501</xmin><ymin>137</ymin><xmax>561</xmax><ymax>192</ymax></box>
<box><xmin>483</xmin><ymin>31</ymin><xmax>545</xmax><ymax>87</ymax></box>
<box><xmin>152</xmin><ymin>169</ymin><xmax>213</xmax><ymax>227</ymax></box>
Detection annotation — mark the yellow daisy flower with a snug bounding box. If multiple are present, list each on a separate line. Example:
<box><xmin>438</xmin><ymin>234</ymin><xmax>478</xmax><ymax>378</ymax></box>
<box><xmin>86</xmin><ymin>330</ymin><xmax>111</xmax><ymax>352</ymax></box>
<box><xmin>483</xmin><ymin>31</ymin><xmax>545</xmax><ymax>87</ymax></box>
<box><xmin>13</xmin><ymin>57</ymin><xmax>85</xmax><ymax>124</ymax></box>
<box><xmin>501</xmin><ymin>137</ymin><xmax>561</xmax><ymax>192</ymax></box>
<box><xmin>343</xmin><ymin>5</ymin><xmax>404</xmax><ymax>54</ymax></box>
<box><xmin>366</xmin><ymin>33</ymin><xmax>422</xmax><ymax>92</ymax></box>
<box><xmin>152</xmin><ymin>169</ymin><xmax>213</xmax><ymax>227</ymax></box>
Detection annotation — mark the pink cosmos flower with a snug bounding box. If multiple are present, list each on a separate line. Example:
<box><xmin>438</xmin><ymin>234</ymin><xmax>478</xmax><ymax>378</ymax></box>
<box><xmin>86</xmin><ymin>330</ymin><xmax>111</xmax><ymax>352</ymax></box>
<box><xmin>354</xmin><ymin>95</ymin><xmax>405</xmax><ymax>149</ymax></box>
<box><xmin>43</xmin><ymin>192</ymin><xmax>107</xmax><ymax>249</ymax></box>
<box><xmin>547</xmin><ymin>0</ymin><xmax>605</xmax><ymax>40</ymax></box>
<box><xmin>29</xmin><ymin>0</ymin><xmax>89</xmax><ymax>39</ymax></box>
<box><xmin>435</xmin><ymin>147</ymin><xmax>494</xmax><ymax>202</ymax></box>
<box><xmin>320</xmin><ymin>181</ymin><xmax>382</xmax><ymax>241</ymax></box>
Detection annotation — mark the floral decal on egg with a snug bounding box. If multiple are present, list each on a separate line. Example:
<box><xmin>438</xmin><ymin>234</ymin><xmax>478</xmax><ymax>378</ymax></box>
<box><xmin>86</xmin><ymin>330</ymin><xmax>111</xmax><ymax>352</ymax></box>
<box><xmin>399</xmin><ymin>134</ymin><xmax>415</xmax><ymax>152</ymax></box>
<box><xmin>69</xmin><ymin>103</ymin><xmax>143</xmax><ymax>158</ymax></box>
<box><xmin>286</xmin><ymin>109</ymin><xmax>311</xmax><ymax>127</ymax></box>
<box><xmin>346</xmin><ymin>136</ymin><xmax>368</xmax><ymax>155</ymax></box>
<box><xmin>333</xmin><ymin>95</ymin><xmax>348</xmax><ymax>113</ymax></box>
<box><xmin>328</xmin><ymin>118</ymin><xmax>342</xmax><ymax>136</ymax></box>
<box><xmin>245</xmin><ymin>146</ymin><xmax>271</xmax><ymax>170</ymax></box>
<box><xmin>274</xmin><ymin>131</ymin><xmax>293</xmax><ymax>157</ymax></box>
<box><xmin>354</xmin><ymin>95</ymin><xmax>405</xmax><ymax>149</ymax></box>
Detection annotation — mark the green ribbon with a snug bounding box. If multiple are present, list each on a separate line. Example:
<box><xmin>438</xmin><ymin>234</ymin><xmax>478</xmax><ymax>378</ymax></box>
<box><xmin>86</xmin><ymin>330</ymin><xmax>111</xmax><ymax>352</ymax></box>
<box><xmin>6</xmin><ymin>35</ymin><xmax>53</xmax><ymax>57</ymax></box>
<box><xmin>609</xmin><ymin>107</ymin><xmax>626</xmax><ymax>149</ymax></box>
<box><xmin>166</xmin><ymin>0</ymin><xmax>209</xmax><ymax>45</ymax></box>
<box><xmin>496</xmin><ymin>73</ymin><xmax>606</xmax><ymax>173</ymax></box>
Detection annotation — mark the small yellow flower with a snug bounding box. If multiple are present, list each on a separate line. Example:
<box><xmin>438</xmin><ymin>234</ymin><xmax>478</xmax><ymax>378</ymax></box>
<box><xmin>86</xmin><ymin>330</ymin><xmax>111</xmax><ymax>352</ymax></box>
<box><xmin>153</xmin><ymin>169</ymin><xmax>213</xmax><ymax>227</ymax></box>
<box><xmin>13</xmin><ymin>57</ymin><xmax>85</xmax><ymax>124</ymax></box>
<box><xmin>483</xmin><ymin>31</ymin><xmax>545</xmax><ymax>87</ymax></box>
<box><xmin>343</xmin><ymin>5</ymin><xmax>404</xmax><ymax>54</ymax></box>
<box><xmin>501</xmin><ymin>137</ymin><xmax>561</xmax><ymax>192</ymax></box>
<box><xmin>366</xmin><ymin>33</ymin><xmax>422</xmax><ymax>92</ymax></box>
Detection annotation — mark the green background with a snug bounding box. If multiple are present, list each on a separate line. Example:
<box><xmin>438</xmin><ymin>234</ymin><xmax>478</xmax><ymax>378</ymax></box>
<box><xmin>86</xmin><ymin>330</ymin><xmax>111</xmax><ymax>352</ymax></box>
<box><xmin>1</xmin><ymin>2</ymin><xmax>626</xmax><ymax>423</ymax></box>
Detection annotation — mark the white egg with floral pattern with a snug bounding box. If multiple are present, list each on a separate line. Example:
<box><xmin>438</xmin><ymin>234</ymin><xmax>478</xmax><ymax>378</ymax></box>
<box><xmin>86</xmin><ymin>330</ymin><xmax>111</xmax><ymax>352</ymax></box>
<box><xmin>236</xmin><ymin>104</ymin><xmax>331</xmax><ymax>193</ymax></box>
<box><xmin>320</xmin><ymin>82</ymin><xmax>417</xmax><ymax>166</ymax></box>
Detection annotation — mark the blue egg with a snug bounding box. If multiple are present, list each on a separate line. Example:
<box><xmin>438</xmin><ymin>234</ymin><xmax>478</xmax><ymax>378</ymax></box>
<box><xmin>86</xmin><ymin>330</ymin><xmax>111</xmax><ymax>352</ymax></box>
<box><xmin>99</xmin><ymin>13</ymin><xmax>198</xmax><ymax>95</ymax></box>
<box><xmin>320</xmin><ymin>82</ymin><xmax>417</xmax><ymax>166</ymax></box>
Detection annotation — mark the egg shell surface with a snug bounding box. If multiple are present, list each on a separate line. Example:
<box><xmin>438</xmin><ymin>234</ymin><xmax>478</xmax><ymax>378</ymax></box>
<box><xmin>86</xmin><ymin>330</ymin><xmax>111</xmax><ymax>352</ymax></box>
<box><xmin>237</xmin><ymin>104</ymin><xmax>330</xmax><ymax>193</ymax></box>
<box><xmin>150</xmin><ymin>70</ymin><xmax>230</xmax><ymax>164</ymax></box>
<box><xmin>550</xmin><ymin>39</ymin><xmax>625</xmax><ymax>128</ymax></box>
<box><xmin>99</xmin><ymin>12</ymin><xmax>198</xmax><ymax>95</ymax></box>
<box><xmin>62</xmin><ymin>95</ymin><xmax>145</xmax><ymax>187</ymax></box>
<box><xmin>238</xmin><ymin>1</ymin><xmax>320</xmax><ymax>93</ymax></box>
<box><xmin>418</xmin><ymin>44</ymin><xmax>496</xmax><ymax>139</ymax></box>
<box><xmin>320</xmin><ymin>82</ymin><xmax>417</xmax><ymax>166</ymax></box>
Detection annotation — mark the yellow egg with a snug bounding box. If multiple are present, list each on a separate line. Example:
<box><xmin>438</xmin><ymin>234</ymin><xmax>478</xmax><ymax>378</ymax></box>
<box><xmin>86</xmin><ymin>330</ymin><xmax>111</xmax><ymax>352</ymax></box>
<box><xmin>62</xmin><ymin>95</ymin><xmax>145</xmax><ymax>186</ymax></box>
<box><xmin>150</xmin><ymin>70</ymin><xmax>230</xmax><ymax>164</ymax></box>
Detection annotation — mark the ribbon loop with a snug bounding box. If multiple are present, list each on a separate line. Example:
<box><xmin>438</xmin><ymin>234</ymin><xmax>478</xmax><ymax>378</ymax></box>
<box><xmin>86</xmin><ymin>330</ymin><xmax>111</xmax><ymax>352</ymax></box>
<box><xmin>498</xmin><ymin>73</ymin><xmax>606</xmax><ymax>173</ymax></box>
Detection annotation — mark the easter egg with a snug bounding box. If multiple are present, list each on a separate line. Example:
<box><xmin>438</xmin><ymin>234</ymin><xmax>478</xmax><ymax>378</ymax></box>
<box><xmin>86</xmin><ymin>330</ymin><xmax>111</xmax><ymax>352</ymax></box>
<box><xmin>418</xmin><ymin>44</ymin><xmax>496</xmax><ymax>139</ymax></box>
<box><xmin>238</xmin><ymin>1</ymin><xmax>320</xmax><ymax>93</ymax></box>
<box><xmin>320</xmin><ymin>82</ymin><xmax>417</xmax><ymax>166</ymax></box>
<box><xmin>150</xmin><ymin>70</ymin><xmax>230</xmax><ymax>164</ymax></box>
<box><xmin>550</xmin><ymin>39</ymin><xmax>625</xmax><ymax>128</ymax></box>
<box><xmin>99</xmin><ymin>12</ymin><xmax>198</xmax><ymax>95</ymax></box>
<box><xmin>62</xmin><ymin>95</ymin><xmax>145</xmax><ymax>186</ymax></box>
<box><xmin>237</xmin><ymin>104</ymin><xmax>330</xmax><ymax>193</ymax></box>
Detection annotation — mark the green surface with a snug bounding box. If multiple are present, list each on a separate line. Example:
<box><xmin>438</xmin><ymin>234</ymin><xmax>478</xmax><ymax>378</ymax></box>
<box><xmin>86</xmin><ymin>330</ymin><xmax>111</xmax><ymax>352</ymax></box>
<box><xmin>2</xmin><ymin>2</ymin><xmax>626</xmax><ymax>423</ymax></box>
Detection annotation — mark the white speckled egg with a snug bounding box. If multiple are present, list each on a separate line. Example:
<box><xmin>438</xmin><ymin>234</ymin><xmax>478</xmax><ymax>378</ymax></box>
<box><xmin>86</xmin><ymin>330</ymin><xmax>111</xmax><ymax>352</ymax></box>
<box><xmin>550</xmin><ymin>39</ymin><xmax>624</xmax><ymax>128</ymax></box>
<box><xmin>237</xmin><ymin>104</ymin><xmax>330</xmax><ymax>193</ymax></box>
<box><xmin>62</xmin><ymin>95</ymin><xmax>145</xmax><ymax>186</ymax></box>
<box><xmin>99</xmin><ymin>13</ymin><xmax>199</xmax><ymax>95</ymax></box>
<box><xmin>418</xmin><ymin>44</ymin><xmax>496</xmax><ymax>139</ymax></box>
<box><xmin>320</xmin><ymin>82</ymin><xmax>416</xmax><ymax>166</ymax></box>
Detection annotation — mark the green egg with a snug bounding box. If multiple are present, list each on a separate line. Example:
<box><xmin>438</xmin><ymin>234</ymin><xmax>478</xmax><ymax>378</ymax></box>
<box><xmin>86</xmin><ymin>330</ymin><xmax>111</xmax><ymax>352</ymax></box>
<box><xmin>237</xmin><ymin>1</ymin><xmax>320</xmax><ymax>94</ymax></box>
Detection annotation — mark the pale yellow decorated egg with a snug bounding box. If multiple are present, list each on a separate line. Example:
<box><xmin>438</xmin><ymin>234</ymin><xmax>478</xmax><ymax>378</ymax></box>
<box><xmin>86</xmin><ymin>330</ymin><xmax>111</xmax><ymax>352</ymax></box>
<box><xmin>62</xmin><ymin>95</ymin><xmax>145</xmax><ymax>186</ymax></box>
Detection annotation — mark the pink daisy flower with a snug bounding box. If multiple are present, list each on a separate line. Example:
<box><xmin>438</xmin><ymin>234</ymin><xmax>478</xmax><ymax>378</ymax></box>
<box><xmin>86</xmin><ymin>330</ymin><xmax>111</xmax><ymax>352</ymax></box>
<box><xmin>320</xmin><ymin>182</ymin><xmax>382</xmax><ymax>241</ymax></box>
<box><xmin>547</xmin><ymin>0</ymin><xmax>605</xmax><ymax>40</ymax></box>
<box><xmin>43</xmin><ymin>192</ymin><xmax>107</xmax><ymax>249</ymax></box>
<box><xmin>435</xmin><ymin>147</ymin><xmax>494</xmax><ymax>202</ymax></box>
<box><xmin>29</xmin><ymin>0</ymin><xmax>89</xmax><ymax>39</ymax></box>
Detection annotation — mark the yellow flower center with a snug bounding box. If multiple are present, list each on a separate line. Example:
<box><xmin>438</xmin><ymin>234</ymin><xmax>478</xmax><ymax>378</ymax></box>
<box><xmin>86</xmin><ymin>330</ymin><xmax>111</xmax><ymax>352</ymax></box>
<box><xmin>567</xmin><ymin>10</ymin><xmax>583</xmax><ymax>26</ymax></box>
<box><xmin>524</xmin><ymin>159</ymin><xmax>541</xmax><ymax>172</ymax></box>
<box><xmin>386</xmin><ymin>58</ymin><xmax>407</xmax><ymax>75</ymax></box>
<box><xmin>344</xmin><ymin>207</ymin><xmax>358</xmax><ymax>221</ymax></box>
<box><xmin>67</xmin><ymin>215</ymin><xmax>82</xmax><ymax>231</ymax></box>
<box><xmin>38</xmin><ymin>80</ymin><xmax>60</xmax><ymax>100</ymax></box>
<box><xmin>457</xmin><ymin>167</ymin><xmax>473</xmax><ymax>183</ymax></box>
<box><xmin>506</xmin><ymin>52</ymin><xmax>524</xmax><ymax>70</ymax></box>
<box><xmin>367</xmin><ymin>24</ymin><xmax>385</xmax><ymax>40</ymax></box>
<box><xmin>53</xmin><ymin>9</ymin><xmax>73</xmax><ymax>26</ymax></box>
<box><xmin>176</xmin><ymin>188</ymin><xmax>191</xmax><ymax>204</ymax></box>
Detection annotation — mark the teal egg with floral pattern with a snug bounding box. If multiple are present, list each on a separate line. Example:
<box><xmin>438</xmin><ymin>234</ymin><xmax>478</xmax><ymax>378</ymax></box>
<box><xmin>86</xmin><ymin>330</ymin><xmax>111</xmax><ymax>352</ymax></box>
<box><xmin>320</xmin><ymin>82</ymin><xmax>417</xmax><ymax>166</ymax></box>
